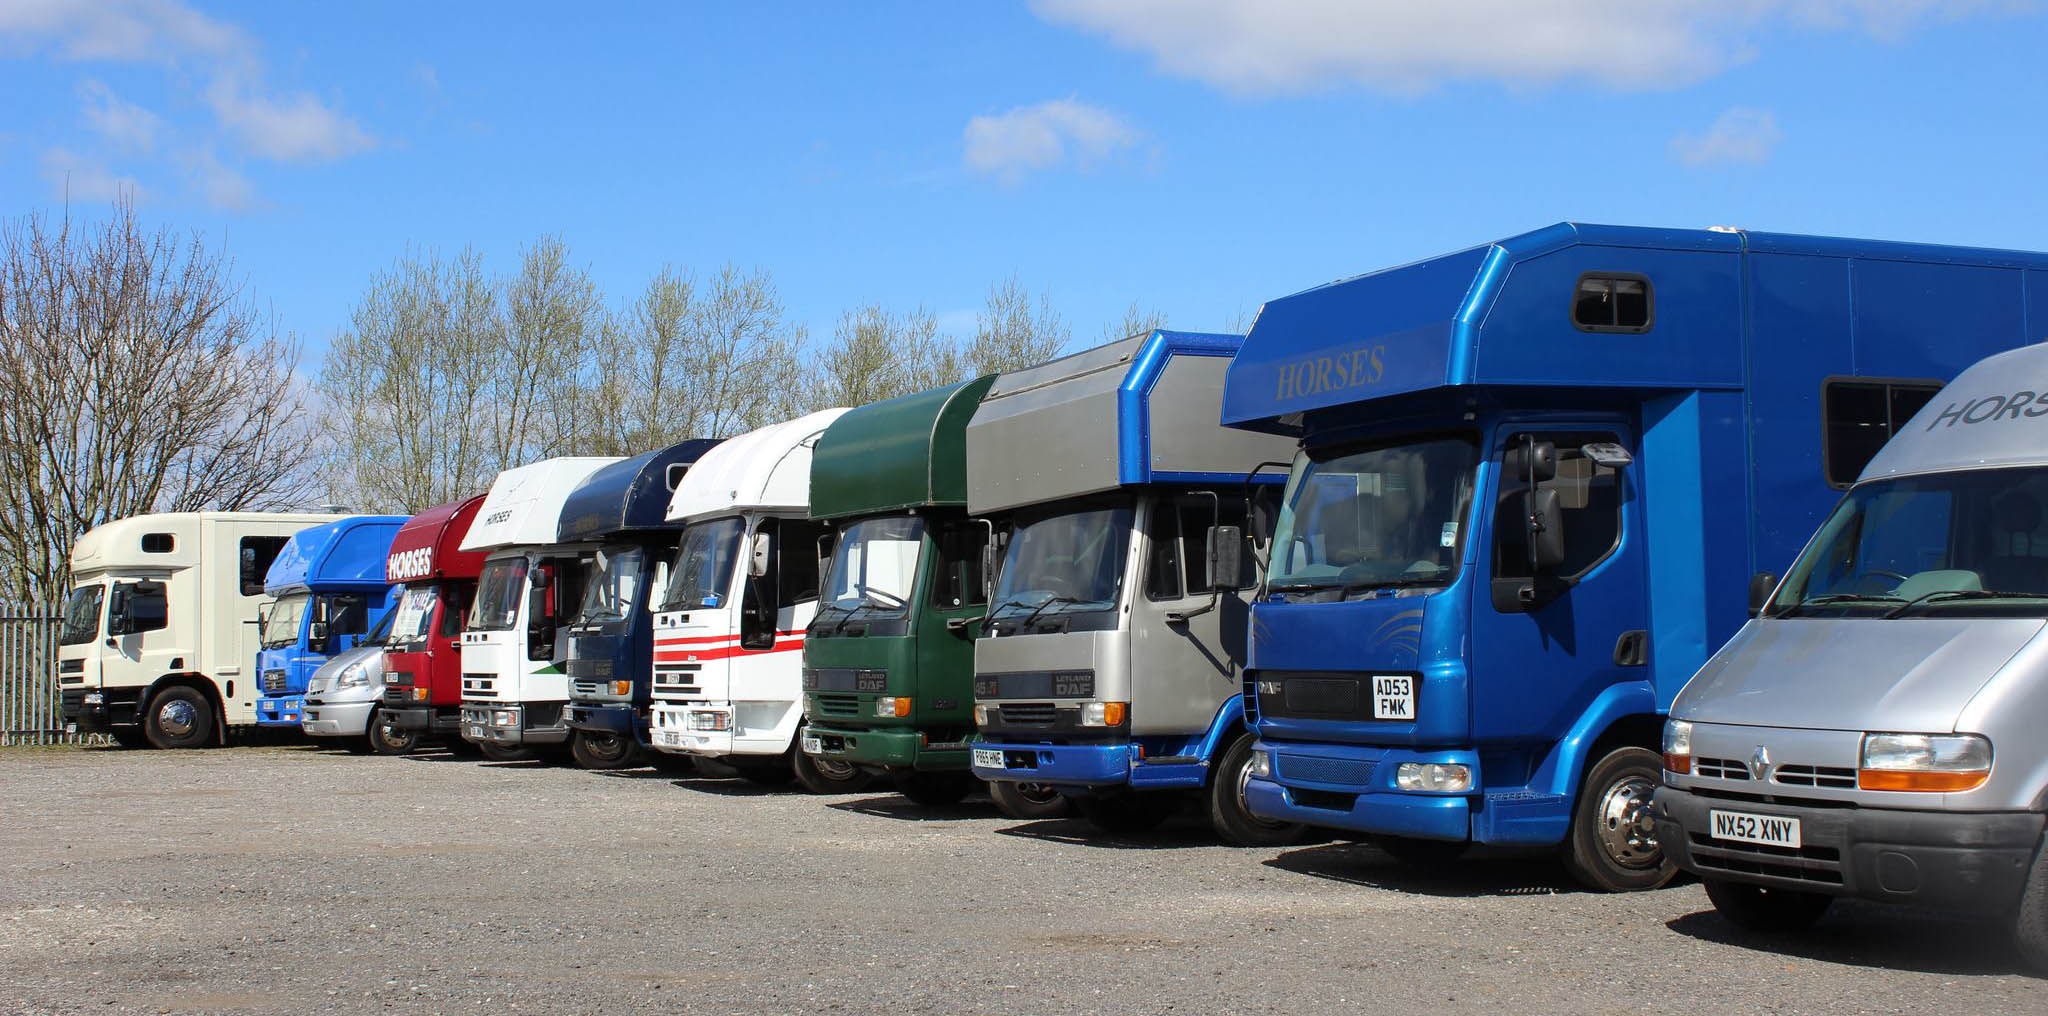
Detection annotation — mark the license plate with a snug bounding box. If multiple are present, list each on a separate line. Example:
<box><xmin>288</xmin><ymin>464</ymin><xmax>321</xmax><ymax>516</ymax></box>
<box><xmin>972</xmin><ymin>748</ymin><xmax>1006</xmax><ymax>769</ymax></box>
<box><xmin>1371</xmin><ymin>675</ymin><xmax>1415</xmax><ymax>720</ymax></box>
<box><xmin>1709</xmin><ymin>809</ymin><xmax>1802</xmax><ymax>849</ymax></box>
<box><xmin>467</xmin><ymin>725</ymin><xmax>485</xmax><ymax>739</ymax></box>
<box><xmin>801</xmin><ymin>735</ymin><xmax>822</xmax><ymax>754</ymax></box>
<box><xmin>656</xmin><ymin>730</ymin><xmax>683</xmax><ymax>748</ymax></box>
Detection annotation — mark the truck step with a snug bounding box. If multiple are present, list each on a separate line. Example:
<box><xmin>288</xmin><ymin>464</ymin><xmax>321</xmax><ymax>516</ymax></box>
<box><xmin>1139</xmin><ymin>755</ymin><xmax>1202</xmax><ymax>766</ymax></box>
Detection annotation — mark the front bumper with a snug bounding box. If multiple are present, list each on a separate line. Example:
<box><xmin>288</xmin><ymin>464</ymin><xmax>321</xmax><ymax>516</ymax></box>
<box><xmin>1654</xmin><ymin>785</ymin><xmax>2045</xmax><ymax>913</ymax></box>
<box><xmin>803</xmin><ymin>722</ymin><xmax>968</xmax><ymax>771</ymax></box>
<box><xmin>969</xmin><ymin>739</ymin><xmax>1134</xmax><ymax>787</ymax></box>
<box><xmin>1241</xmin><ymin>740</ymin><xmax>1477</xmax><ymax>841</ymax></box>
<box><xmin>301</xmin><ymin>699</ymin><xmax>375</xmax><ymax>737</ymax></box>
<box><xmin>62</xmin><ymin>688</ymin><xmax>138</xmax><ymax>732</ymax></box>
<box><xmin>458</xmin><ymin>703</ymin><xmax>569</xmax><ymax>747</ymax></box>
<box><xmin>254</xmin><ymin>694</ymin><xmax>306</xmax><ymax>727</ymax></box>
<box><xmin>380</xmin><ymin>704</ymin><xmax>460</xmax><ymax>733</ymax></box>
<box><xmin>565</xmin><ymin>702</ymin><xmax>645</xmax><ymax>742</ymax></box>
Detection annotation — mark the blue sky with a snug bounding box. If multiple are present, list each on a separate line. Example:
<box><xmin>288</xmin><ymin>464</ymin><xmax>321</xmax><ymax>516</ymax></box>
<box><xmin>3</xmin><ymin>1</ymin><xmax>2046</xmax><ymax>359</ymax></box>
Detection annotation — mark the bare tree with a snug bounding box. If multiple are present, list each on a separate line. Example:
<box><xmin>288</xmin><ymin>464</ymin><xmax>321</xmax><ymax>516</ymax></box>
<box><xmin>684</xmin><ymin>265</ymin><xmax>811</xmax><ymax>435</ymax></box>
<box><xmin>968</xmin><ymin>276</ymin><xmax>1068</xmax><ymax>375</ymax></box>
<box><xmin>811</xmin><ymin>304</ymin><xmax>963</xmax><ymax>407</ymax></box>
<box><xmin>495</xmin><ymin>236</ymin><xmax>603</xmax><ymax>461</ymax></box>
<box><xmin>1100</xmin><ymin>301</ymin><xmax>1168</xmax><ymax>345</ymax></box>
<box><xmin>0</xmin><ymin>201</ymin><xmax>316</xmax><ymax>600</ymax></box>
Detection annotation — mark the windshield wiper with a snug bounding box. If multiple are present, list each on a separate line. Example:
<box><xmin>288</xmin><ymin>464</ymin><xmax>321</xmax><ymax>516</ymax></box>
<box><xmin>1015</xmin><ymin>596</ymin><xmax>1083</xmax><ymax>632</ymax></box>
<box><xmin>1775</xmin><ymin>592</ymin><xmax>1902</xmax><ymax>618</ymax></box>
<box><xmin>1268</xmin><ymin>580</ymin><xmax>1341</xmax><ymax>594</ymax></box>
<box><xmin>1883</xmin><ymin>589</ymin><xmax>2048</xmax><ymax>618</ymax></box>
<box><xmin>1342</xmin><ymin>576</ymin><xmax>1448</xmax><ymax>597</ymax></box>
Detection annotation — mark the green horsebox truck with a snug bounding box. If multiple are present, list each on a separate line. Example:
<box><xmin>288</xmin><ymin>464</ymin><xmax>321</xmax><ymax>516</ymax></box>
<box><xmin>797</xmin><ymin>376</ymin><xmax>1063</xmax><ymax>814</ymax></box>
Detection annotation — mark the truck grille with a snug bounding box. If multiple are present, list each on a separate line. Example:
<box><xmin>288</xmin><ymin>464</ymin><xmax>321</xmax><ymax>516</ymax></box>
<box><xmin>1276</xmin><ymin>753</ymin><xmax>1376</xmax><ymax>787</ymax></box>
<box><xmin>1695</xmin><ymin>757</ymin><xmax>1751</xmax><ymax>781</ymax></box>
<box><xmin>1687</xmin><ymin>832</ymin><xmax>1845</xmax><ymax>886</ymax></box>
<box><xmin>653</xmin><ymin>663</ymin><xmax>701</xmax><ymax>698</ymax></box>
<box><xmin>261</xmin><ymin>670</ymin><xmax>287</xmax><ymax>693</ymax></box>
<box><xmin>1772</xmin><ymin>764</ymin><xmax>1857</xmax><ymax>789</ymax></box>
<box><xmin>572</xmin><ymin>680</ymin><xmax>604</xmax><ymax>697</ymax></box>
<box><xmin>462</xmin><ymin>674</ymin><xmax>496</xmax><ymax>698</ymax></box>
<box><xmin>998</xmin><ymin>702</ymin><xmax>1056</xmax><ymax>725</ymax></box>
<box><xmin>382</xmin><ymin>686</ymin><xmax>409</xmax><ymax>706</ymax></box>
<box><xmin>815</xmin><ymin>693</ymin><xmax>859</xmax><ymax>717</ymax></box>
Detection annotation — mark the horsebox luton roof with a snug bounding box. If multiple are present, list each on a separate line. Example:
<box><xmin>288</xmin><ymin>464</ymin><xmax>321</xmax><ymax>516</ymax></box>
<box><xmin>263</xmin><ymin>515</ymin><xmax>408</xmax><ymax>595</ymax></box>
<box><xmin>558</xmin><ymin>439</ymin><xmax>722</xmax><ymax>543</ymax></box>
<box><xmin>459</xmin><ymin>457</ymin><xmax>623</xmax><ymax>553</ymax></box>
<box><xmin>386</xmin><ymin>495</ymin><xmax>487</xmax><ymax>584</ymax></box>
<box><xmin>1861</xmin><ymin>341</ymin><xmax>2048</xmax><ymax>482</ymax></box>
<box><xmin>965</xmin><ymin>330</ymin><xmax>1298</xmax><ymax>515</ymax></box>
<box><xmin>666</xmin><ymin>409</ymin><xmax>849</xmax><ymax>524</ymax></box>
<box><xmin>810</xmin><ymin>377</ymin><xmax>996</xmax><ymax>521</ymax></box>
<box><xmin>69</xmin><ymin>512</ymin><xmax>346</xmax><ymax>576</ymax></box>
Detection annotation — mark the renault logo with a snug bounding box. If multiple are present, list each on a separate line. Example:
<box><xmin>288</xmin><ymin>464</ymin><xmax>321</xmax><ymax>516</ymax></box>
<box><xmin>1748</xmin><ymin>746</ymin><xmax>1772</xmax><ymax>781</ymax></box>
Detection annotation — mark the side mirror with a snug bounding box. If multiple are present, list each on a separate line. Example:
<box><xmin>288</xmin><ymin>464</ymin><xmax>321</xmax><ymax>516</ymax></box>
<box><xmin>749</xmin><ymin>530</ymin><xmax>772</xmax><ymax>579</ymax></box>
<box><xmin>107</xmin><ymin>588</ymin><xmax>132</xmax><ymax>636</ymax></box>
<box><xmin>309</xmin><ymin>621</ymin><xmax>330</xmax><ymax>643</ymax></box>
<box><xmin>1523</xmin><ymin>487</ymin><xmax>1566</xmax><ymax>572</ymax></box>
<box><xmin>528</xmin><ymin>582</ymin><xmax>550</xmax><ymax>625</ymax></box>
<box><xmin>1748</xmin><ymin>572</ymin><xmax>1779</xmax><ymax>617</ymax></box>
<box><xmin>1206</xmin><ymin>525</ymin><xmax>1243</xmax><ymax>591</ymax></box>
<box><xmin>530</xmin><ymin>567</ymin><xmax>551</xmax><ymax>590</ymax></box>
<box><xmin>1503</xmin><ymin>440</ymin><xmax>1558</xmax><ymax>485</ymax></box>
<box><xmin>979</xmin><ymin>542</ymin><xmax>998</xmax><ymax>600</ymax></box>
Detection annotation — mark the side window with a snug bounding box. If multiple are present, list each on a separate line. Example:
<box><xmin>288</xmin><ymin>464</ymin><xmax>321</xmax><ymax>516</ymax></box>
<box><xmin>1149</xmin><ymin>495</ymin><xmax>1259</xmax><ymax>599</ymax></box>
<box><xmin>1494</xmin><ymin>432</ymin><xmax>1624</xmax><ymax>584</ymax></box>
<box><xmin>1571</xmin><ymin>273</ymin><xmax>1652</xmax><ymax>333</ymax></box>
<box><xmin>125</xmin><ymin>582</ymin><xmax>169</xmax><ymax>634</ymax></box>
<box><xmin>929</xmin><ymin>521</ymin><xmax>988</xmax><ymax>608</ymax></box>
<box><xmin>1145</xmin><ymin>501</ymin><xmax>1184</xmax><ymax>600</ymax></box>
<box><xmin>1824</xmin><ymin>380</ymin><xmax>1942</xmax><ymax>488</ymax></box>
<box><xmin>141</xmin><ymin>533</ymin><xmax>175</xmax><ymax>554</ymax></box>
<box><xmin>777</xmin><ymin>519</ymin><xmax>828</xmax><ymax>608</ymax></box>
<box><xmin>438</xmin><ymin>586</ymin><xmax>471</xmax><ymax>638</ymax></box>
<box><xmin>239</xmin><ymin>536</ymin><xmax>288</xmax><ymax>596</ymax></box>
<box><xmin>330</xmin><ymin>594</ymin><xmax>369</xmax><ymax>636</ymax></box>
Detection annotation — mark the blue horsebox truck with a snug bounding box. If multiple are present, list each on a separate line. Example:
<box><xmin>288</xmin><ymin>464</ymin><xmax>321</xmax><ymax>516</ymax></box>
<box><xmin>560</xmin><ymin>438</ymin><xmax>721</xmax><ymax>770</ymax></box>
<box><xmin>1219</xmin><ymin>222</ymin><xmax>2048</xmax><ymax>890</ymax></box>
<box><xmin>254</xmin><ymin>515</ymin><xmax>407</xmax><ymax>728</ymax></box>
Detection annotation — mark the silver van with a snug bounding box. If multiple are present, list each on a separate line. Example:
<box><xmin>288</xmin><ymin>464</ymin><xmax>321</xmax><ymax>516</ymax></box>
<box><xmin>1653</xmin><ymin>343</ymin><xmax>2048</xmax><ymax>971</ymax></box>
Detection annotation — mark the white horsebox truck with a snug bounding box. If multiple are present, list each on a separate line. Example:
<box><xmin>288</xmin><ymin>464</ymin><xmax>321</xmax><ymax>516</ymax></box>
<box><xmin>59</xmin><ymin>511</ymin><xmax>345</xmax><ymax>748</ymax></box>
<box><xmin>645</xmin><ymin>408</ymin><xmax>869</xmax><ymax>789</ymax></box>
<box><xmin>454</xmin><ymin>456</ymin><xmax>621</xmax><ymax>761</ymax></box>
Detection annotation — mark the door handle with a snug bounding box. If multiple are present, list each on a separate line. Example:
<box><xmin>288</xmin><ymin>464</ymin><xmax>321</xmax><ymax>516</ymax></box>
<box><xmin>1612</xmin><ymin>629</ymin><xmax>1648</xmax><ymax>667</ymax></box>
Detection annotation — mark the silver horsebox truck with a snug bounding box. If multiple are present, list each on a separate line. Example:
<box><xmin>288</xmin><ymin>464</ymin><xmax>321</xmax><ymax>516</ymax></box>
<box><xmin>1654</xmin><ymin>341</ymin><xmax>2048</xmax><ymax>971</ymax></box>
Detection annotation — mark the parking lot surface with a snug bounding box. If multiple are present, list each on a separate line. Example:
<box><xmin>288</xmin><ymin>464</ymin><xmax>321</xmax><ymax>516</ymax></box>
<box><xmin>0</xmin><ymin>744</ymin><xmax>2041</xmax><ymax>1015</ymax></box>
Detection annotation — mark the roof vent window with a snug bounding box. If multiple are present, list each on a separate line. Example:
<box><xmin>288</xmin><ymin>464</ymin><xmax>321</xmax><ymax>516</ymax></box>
<box><xmin>141</xmin><ymin>533</ymin><xmax>175</xmax><ymax>554</ymax></box>
<box><xmin>1572</xmin><ymin>273</ymin><xmax>1653</xmax><ymax>333</ymax></box>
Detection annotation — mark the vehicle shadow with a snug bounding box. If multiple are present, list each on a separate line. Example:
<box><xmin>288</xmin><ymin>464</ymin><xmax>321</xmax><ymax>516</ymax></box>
<box><xmin>992</xmin><ymin>815</ymin><xmax>1230</xmax><ymax>851</ymax></box>
<box><xmin>828</xmin><ymin>794</ymin><xmax>999</xmax><ymax>823</ymax></box>
<box><xmin>1262</xmin><ymin>841</ymin><xmax>1581</xmax><ymax>898</ymax></box>
<box><xmin>667</xmin><ymin>777</ymin><xmax>796</xmax><ymax>797</ymax></box>
<box><xmin>1664</xmin><ymin>906</ymin><xmax>2028</xmax><ymax>977</ymax></box>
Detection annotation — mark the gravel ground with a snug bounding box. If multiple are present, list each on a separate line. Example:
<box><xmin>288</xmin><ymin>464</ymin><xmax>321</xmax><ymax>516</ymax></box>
<box><xmin>0</xmin><ymin>743</ymin><xmax>2041</xmax><ymax>1016</ymax></box>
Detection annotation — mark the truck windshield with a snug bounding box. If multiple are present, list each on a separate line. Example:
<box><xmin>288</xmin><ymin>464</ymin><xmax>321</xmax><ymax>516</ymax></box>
<box><xmin>821</xmin><ymin>516</ymin><xmax>924</xmax><ymax>617</ymax></box>
<box><xmin>991</xmin><ymin>503</ymin><xmax>1132</xmax><ymax>619</ymax></box>
<box><xmin>470</xmin><ymin>557</ymin><xmax>531</xmax><ymax>631</ymax></box>
<box><xmin>576</xmin><ymin>546</ymin><xmax>647</xmax><ymax>624</ymax></box>
<box><xmin>260</xmin><ymin>593</ymin><xmax>311</xmax><ymax>648</ymax></box>
<box><xmin>1268</xmin><ymin>437</ymin><xmax>1477</xmax><ymax>597</ymax></box>
<box><xmin>59</xmin><ymin>584</ymin><xmax>104</xmax><ymax>646</ymax></box>
<box><xmin>363</xmin><ymin>602</ymin><xmax>395</xmax><ymax>646</ymax></box>
<box><xmin>388</xmin><ymin>586</ymin><xmax>437</xmax><ymax>648</ymax></box>
<box><xmin>663</xmin><ymin>517</ymin><xmax>743</xmax><ymax>610</ymax></box>
<box><xmin>1772</xmin><ymin>468</ymin><xmax>2048</xmax><ymax>618</ymax></box>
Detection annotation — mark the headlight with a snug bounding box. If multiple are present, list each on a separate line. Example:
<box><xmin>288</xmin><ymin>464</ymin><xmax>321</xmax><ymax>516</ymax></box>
<box><xmin>1859</xmin><ymin>733</ymin><xmax>1991</xmax><ymax>792</ymax></box>
<box><xmin>1079</xmin><ymin>701</ymin><xmax>1127</xmax><ymax>727</ymax></box>
<box><xmin>973</xmin><ymin>704</ymin><xmax>991</xmax><ymax>726</ymax></box>
<box><xmin>1395</xmin><ymin>762</ymin><xmax>1471</xmax><ymax>793</ymax></box>
<box><xmin>492</xmin><ymin>710</ymin><xmax>517</xmax><ymax>727</ymax></box>
<box><xmin>337</xmin><ymin>664</ymin><xmax>371</xmax><ymax>689</ymax></box>
<box><xmin>688</xmin><ymin>711</ymin><xmax>730</xmax><ymax>732</ymax></box>
<box><xmin>409</xmin><ymin>686</ymin><xmax>431</xmax><ymax>702</ymax></box>
<box><xmin>875</xmin><ymin>697</ymin><xmax>911</xmax><ymax>718</ymax></box>
<box><xmin>1249</xmin><ymin>750</ymin><xmax>1272</xmax><ymax>779</ymax></box>
<box><xmin>609</xmin><ymin>680</ymin><xmax>632</xmax><ymax>697</ymax></box>
<box><xmin>1661</xmin><ymin>719</ymin><xmax>1693</xmax><ymax>775</ymax></box>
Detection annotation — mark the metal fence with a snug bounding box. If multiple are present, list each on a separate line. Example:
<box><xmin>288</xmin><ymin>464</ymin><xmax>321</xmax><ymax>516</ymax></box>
<box><xmin>0</xmin><ymin>605</ymin><xmax>93</xmax><ymax>746</ymax></box>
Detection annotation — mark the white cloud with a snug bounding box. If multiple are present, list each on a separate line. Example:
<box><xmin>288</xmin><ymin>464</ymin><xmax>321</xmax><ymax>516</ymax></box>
<box><xmin>1028</xmin><ymin>0</ymin><xmax>2027</xmax><ymax>94</ymax></box>
<box><xmin>78</xmin><ymin>79</ymin><xmax>160</xmax><ymax>153</ymax></box>
<box><xmin>964</xmin><ymin>98</ymin><xmax>1140</xmax><ymax>183</ymax></box>
<box><xmin>206</xmin><ymin>75</ymin><xmax>372</xmax><ymax>162</ymax></box>
<box><xmin>176</xmin><ymin>147</ymin><xmax>257</xmax><ymax>211</ymax></box>
<box><xmin>1671</xmin><ymin>107</ymin><xmax>1783</xmax><ymax>166</ymax></box>
<box><xmin>0</xmin><ymin>0</ymin><xmax>244</xmax><ymax>63</ymax></box>
<box><xmin>38</xmin><ymin>146</ymin><xmax>145</xmax><ymax>203</ymax></box>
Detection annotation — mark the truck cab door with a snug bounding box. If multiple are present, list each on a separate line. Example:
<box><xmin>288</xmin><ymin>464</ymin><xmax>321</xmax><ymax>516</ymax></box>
<box><xmin>1128</xmin><ymin>495</ymin><xmax>1249</xmax><ymax>735</ymax></box>
<box><xmin>1467</xmin><ymin>427</ymin><xmax>1648</xmax><ymax>748</ymax></box>
<box><xmin>103</xmin><ymin>579</ymin><xmax>176</xmax><ymax>689</ymax></box>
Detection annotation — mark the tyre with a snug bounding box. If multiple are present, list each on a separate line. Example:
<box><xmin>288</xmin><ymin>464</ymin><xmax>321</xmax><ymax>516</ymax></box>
<box><xmin>1375</xmin><ymin>835</ymin><xmax>1471</xmax><ymax>867</ymax></box>
<box><xmin>108</xmin><ymin>727</ymin><xmax>151</xmax><ymax>750</ymax></box>
<box><xmin>1562</xmin><ymin>746</ymin><xmax>1677</xmax><ymax>892</ymax></box>
<box><xmin>368</xmin><ymin>711</ymin><xmax>419</xmax><ymax>756</ymax></box>
<box><xmin>1076</xmin><ymin>790</ymin><xmax>1176</xmax><ymax>834</ymax></box>
<box><xmin>792</xmin><ymin>749</ymin><xmax>872</xmax><ymax>793</ymax></box>
<box><xmin>2014</xmin><ymin>835</ymin><xmax>2048</xmax><ymax>975</ymax></box>
<box><xmin>892</xmin><ymin>771</ymin><xmax>977</xmax><ymax>807</ymax></box>
<box><xmin>570</xmin><ymin>729</ymin><xmax>642</xmax><ymax>771</ymax></box>
<box><xmin>990</xmin><ymin>780</ymin><xmax>1071</xmax><ymax>820</ymax></box>
<box><xmin>1704</xmin><ymin>878</ymin><xmax>1834</xmax><ymax>932</ymax></box>
<box><xmin>476</xmin><ymin>742</ymin><xmax>535</xmax><ymax>763</ymax></box>
<box><xmin>143</xmin><ymin>686</ymin><xmax>214</xmax><ymax>750</ymax></box>
<box><xmin>1208</xmin><ymin>731</ymin><xmax>1307</xmax><ymax>847</ymax></box>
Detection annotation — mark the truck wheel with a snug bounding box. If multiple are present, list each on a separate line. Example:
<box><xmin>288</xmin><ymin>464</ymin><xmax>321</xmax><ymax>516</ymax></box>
<box><xmin>144</xmin><ymin>687</ymin><xmax>213</xmax><ymax>750</ymax></box>
<box><xmin>108</xmin><ymin>727</ymin><xmax>151</xmax><ymax>750</ymax></box>
<box><xmin>570</xmin><ymin>730</ymin><xmax>641</xmax><ymax>771</ymax></box>
<box><xmin>1076</xmin><ymin>791</ymin><xmax>1176</xmax><ymax>834</ymax></box>
<box><xmin>990</xmin><ymin>781</ymin><xmax>1070</xmax><ymax>820</ymax></box>
<box><xmin>792</xmin><ymin>750</ymin><xmax>872</xmax><ymax>793</ymax></box>
<box><xmin>1703</xmin><ymin>878</ymin><xmax>1833</xmax><ymax>931</ymax></box>
<box><xmin>1563</xmin><ymin>746</ymin><xmax>1676</xmax><ymax>892</ymax></box>
<box><xmin>368</xmin><ymin>712</ymin><xmax>418</xmax><ymax>756</ymax></box>
<box><xmin>1208</xmin><ymin>731</ymin><xmax>1307</xmax><ymax>847</ymax></box>
<box><xmin>476</xmin><ymin>742</ymin><xmax>534</xmax><ymax>763</ymax></box>
<box><xmin>893</xmin><ymin>771</ymin><xmax>977</xmax><ymax>807</ymax></box>
<box><xmin>2014</xmin><ymin>834</ymin><xmax>2048</xmax><ymax>974</ymax></box>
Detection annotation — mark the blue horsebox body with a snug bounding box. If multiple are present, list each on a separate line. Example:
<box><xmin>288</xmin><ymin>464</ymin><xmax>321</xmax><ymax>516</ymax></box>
<box><xmin>561</xmin><ymin>439</ymin><xmax>721</xmax><ymax>746</ymax></box>
<box><xmin>255</xmin><ymin>515</ymin><xmax>407</xmax><ymax>726</ymax></box>
<box><xmin>1222</xmin><ymin>222</ymin><xmax>2048</xmax><ymax>847</ymax></box>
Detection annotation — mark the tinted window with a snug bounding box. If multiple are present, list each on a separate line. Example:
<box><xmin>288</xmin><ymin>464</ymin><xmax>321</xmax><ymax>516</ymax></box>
<box><xmin>1825</xmin><ymin>380</ymin><xmax>1942</xmax><ymax>488</ymax></box>
<box><xmin>1572</xmin><ymin>274</ymin><xmax>1652</xmax><ymax>332</ymax></box>
<box><xmin>123</xmin><ymin>582</ymin><xmax>168</xmax><ymax>634</ymax></box>
<box><xmin>929</xmin><ymin>520</ymin><xmax>988</xmax><ymax>608</ymax></box>
<box><xmin>239</xmin><ymin>536</ymin><xmax>288</xmax><ymax>596</ymax></box>
<box><xmin>1495</xmin><ymin>433</ymin><xmax>1624</xmax><ymax>584</ymax></box>
<box><xmin>141</xmin><ymin>533</ymin><xmax>174</xmax><ymax>554</ymax></box>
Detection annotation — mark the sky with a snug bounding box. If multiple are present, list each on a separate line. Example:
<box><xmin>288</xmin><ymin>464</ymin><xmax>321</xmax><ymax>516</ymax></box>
<box><xmin>2</xmin><ymin>1</ymin><xmax>2046</xmax><ymax>361</ymax></box>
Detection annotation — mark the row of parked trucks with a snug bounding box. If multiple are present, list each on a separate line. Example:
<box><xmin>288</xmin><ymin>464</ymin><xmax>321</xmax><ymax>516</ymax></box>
<box><xmin>53</xmin><ymin>222</ymin><xmax>2048</xmax><ymax>966</ymax></box>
